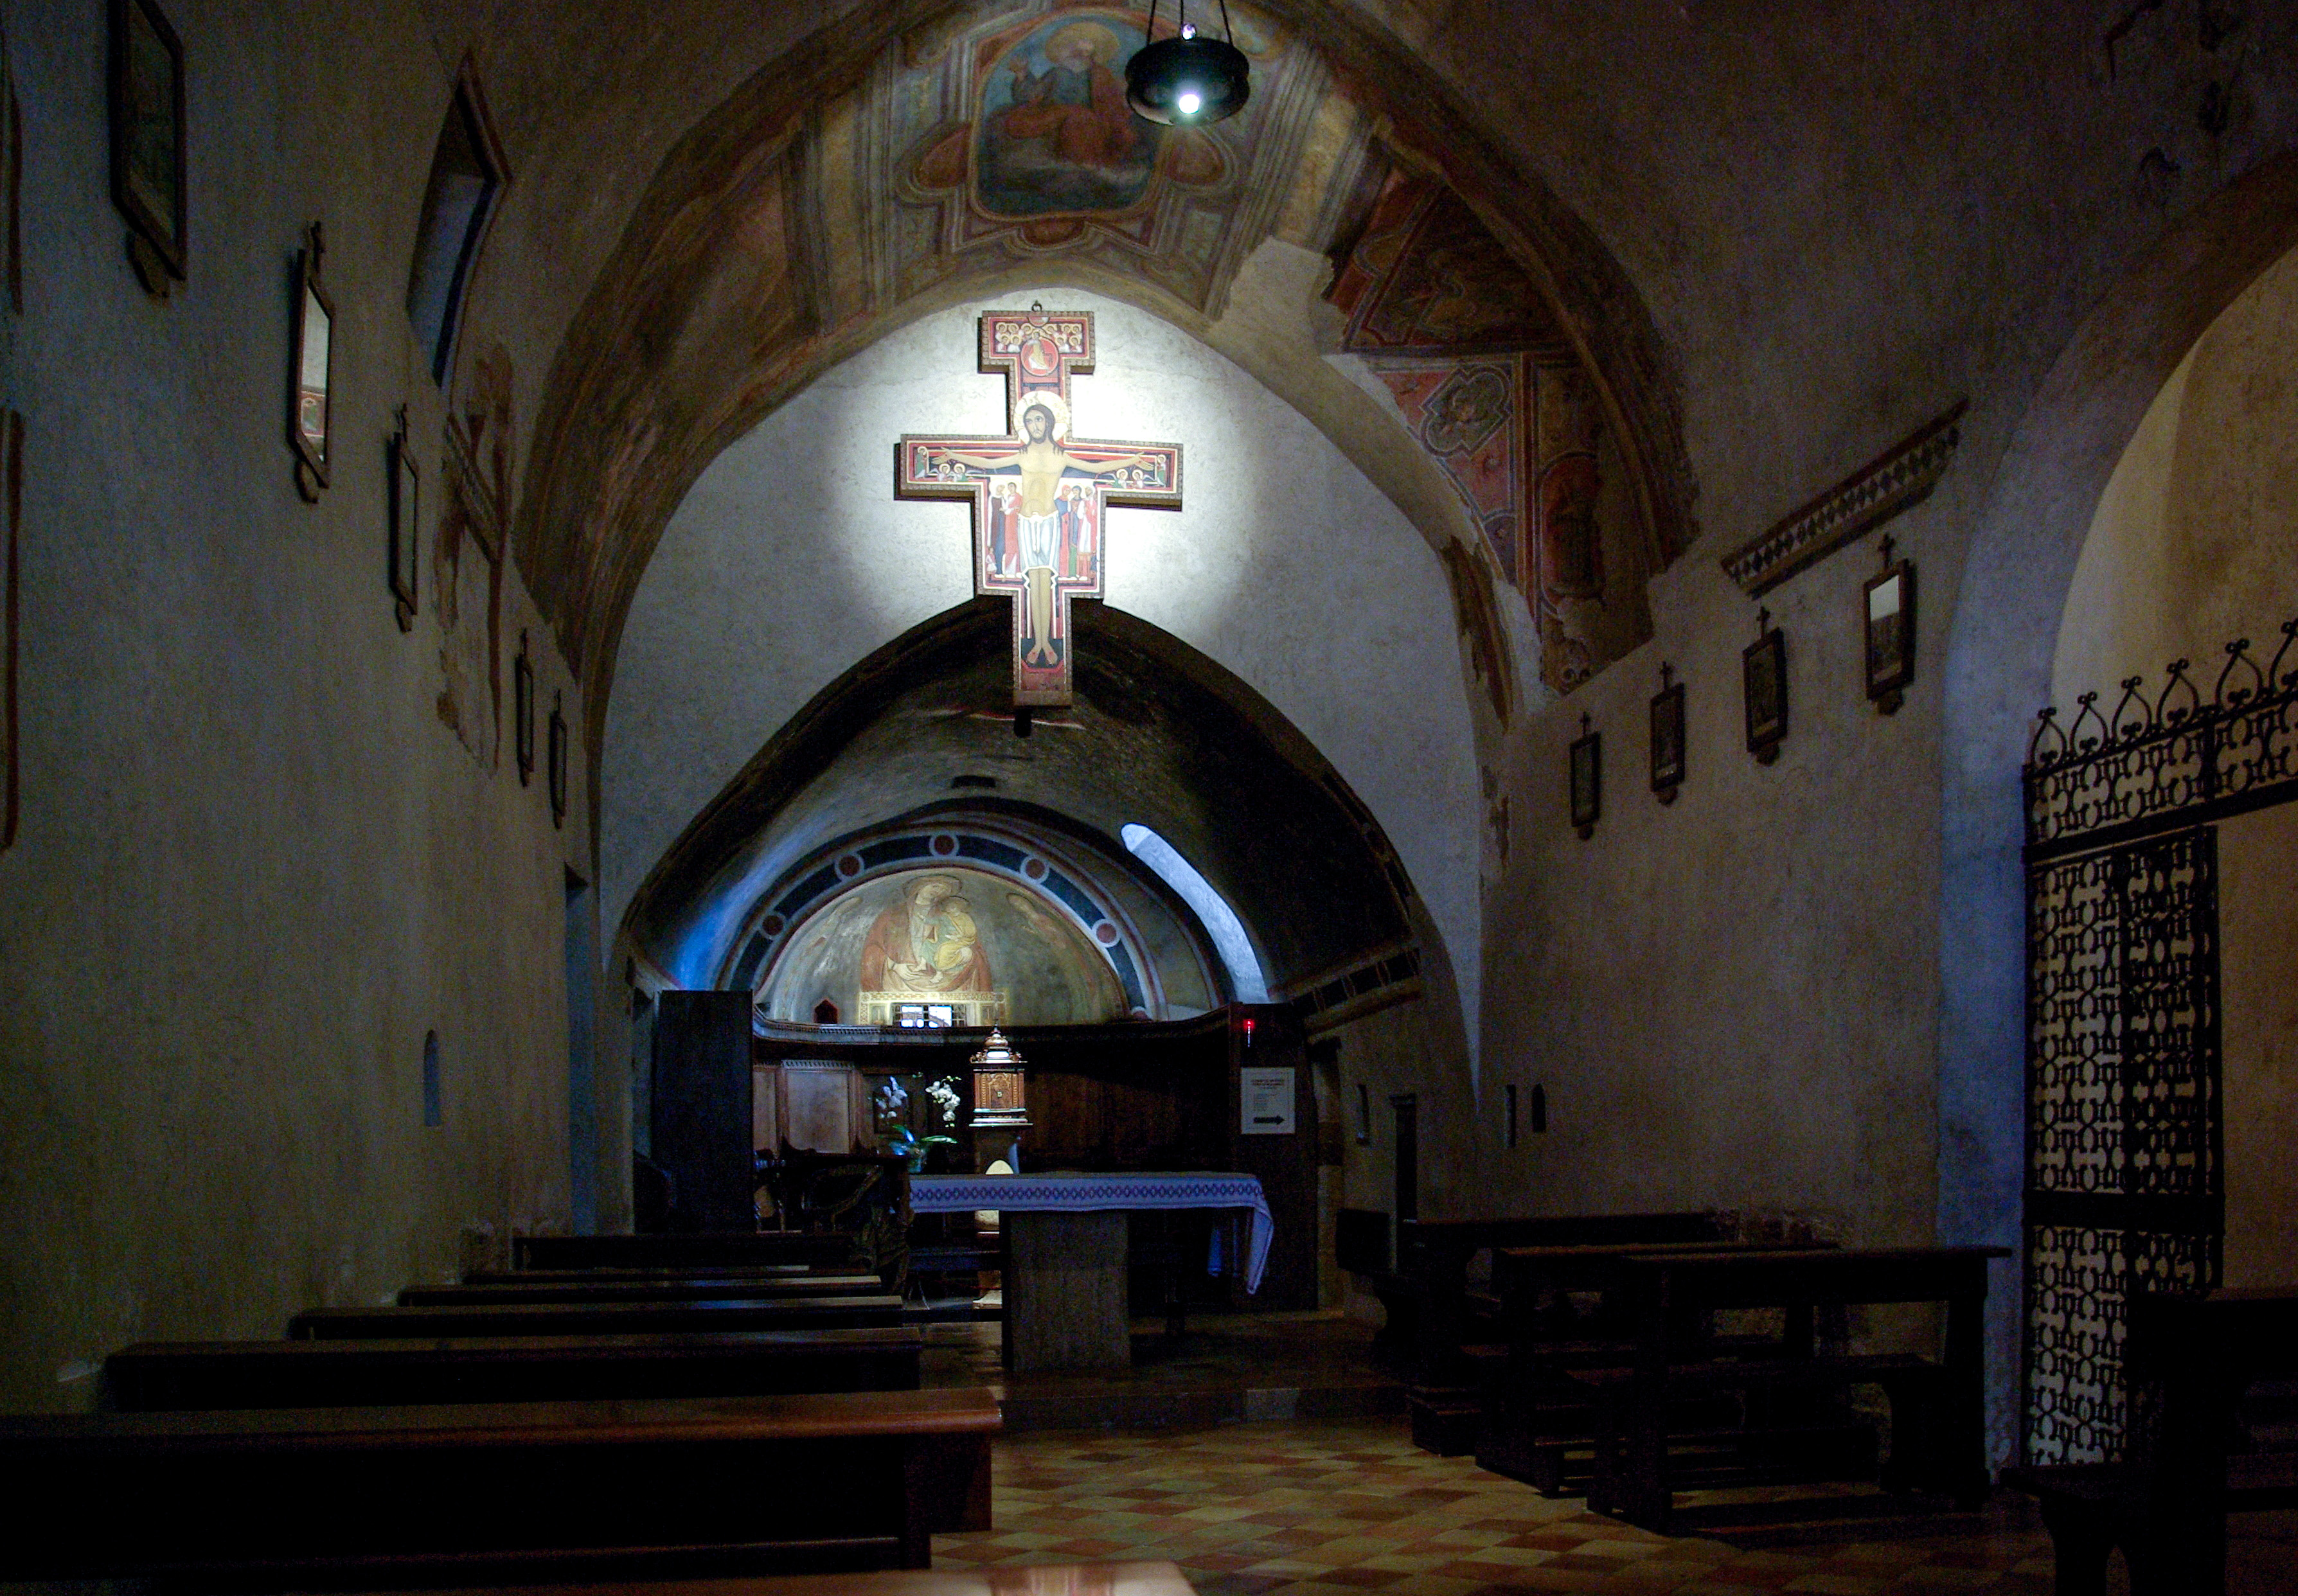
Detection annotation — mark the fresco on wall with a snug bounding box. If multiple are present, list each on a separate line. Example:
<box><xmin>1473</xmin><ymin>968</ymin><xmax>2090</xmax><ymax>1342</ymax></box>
<box><xmin>975</xmin><ymin>15</ymin><xmax>1158</xmax><ymax>217</ymax></box>
<box><xmin>1328</xmin><ymin>166</ymin><xmax>1648</xmax><ymax>696</ymax></box>
<box><xmin>759</xmin><ymin>867</ymin><xmax>1128</xmax><ymax>1026</ymax></box>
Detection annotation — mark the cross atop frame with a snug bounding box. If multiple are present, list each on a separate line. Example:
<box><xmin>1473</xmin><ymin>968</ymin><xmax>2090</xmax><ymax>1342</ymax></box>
<box><xmin>898</xmin><ymin>306</ymin><xmax>1183</xmax><ymax>707</ymax></box>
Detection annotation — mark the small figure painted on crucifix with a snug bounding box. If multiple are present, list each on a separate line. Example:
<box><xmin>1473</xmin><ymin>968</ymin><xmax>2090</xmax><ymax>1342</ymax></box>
<box><xmin>898</xmin><ymin>307</ymin><xmax>1182</xmax><ymax>705</ymax></box>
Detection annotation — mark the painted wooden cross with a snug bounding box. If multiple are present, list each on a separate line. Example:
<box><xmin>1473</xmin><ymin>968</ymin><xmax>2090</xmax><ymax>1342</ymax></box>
<box><xmin>898</xmin><ymin>306</ymin><xmax>1182</xmax><ymax>707</ymax></box>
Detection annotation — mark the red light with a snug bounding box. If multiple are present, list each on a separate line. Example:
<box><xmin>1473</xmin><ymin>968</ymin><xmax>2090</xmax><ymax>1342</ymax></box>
<box><xmin>1242</xmin><ymin>1018</ymin><xmax>1256</xmax><ymax>1047</ymax></box>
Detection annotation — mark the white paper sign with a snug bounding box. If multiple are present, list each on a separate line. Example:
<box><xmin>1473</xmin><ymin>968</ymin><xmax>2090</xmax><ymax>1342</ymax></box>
<box><xmin>1240</xmin><ymin>1067</ymin><xmax>1296</xmax><ymax>1135</ymax></box>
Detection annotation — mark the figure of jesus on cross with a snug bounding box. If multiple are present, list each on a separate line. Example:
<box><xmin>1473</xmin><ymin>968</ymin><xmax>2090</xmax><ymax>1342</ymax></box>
<box><xmin>898</xmin><ymin>306</ymin><xmax>1182</xmax><ymax>706</ymax></box>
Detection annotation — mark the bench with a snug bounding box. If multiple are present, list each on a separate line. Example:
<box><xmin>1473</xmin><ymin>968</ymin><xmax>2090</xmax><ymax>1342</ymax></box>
<box><xmin>107</xmin><ymin>1327</ymin><xmax>925</xmax><ymax>1409</ymax></box>
<box><xmin>1477</xmin><ymin>1238</ymin><xmax>1838</xmax><ymax>1494</ymax></box>
<box><xmin>400</xmin><ymin>1273</ymin><xmax>886</xmax><ymax>1306</ymax></box>
<box><xmin>291</xmin><ymin>1293</ymin><xmax>909</xmax><ymax>1340</ymax></box>
<box><xmin>1577</xmin><ymin>1245</ymin><xmax>2006</xmax><ymax>1533</ymax></box>
<box><xmin>2002</xmin><ymin>1287</ymin><xmax>2298</xmax><ymax>1595</ymax></box>
<box><xmin>393</xmin><ymin>1561</ymin><xmax>1198</xmax><ymax>1596</ymax></box>
<box><xmin>515</xmin><ymin>1233</ymin><xmax>863</xmax><ymax>1272</ymax></box>
<box><xmin>1375</xmin><ymin>1212</ymin><xmax>1731</xmax><ymax>1453</ymax></box>
<box><xmin>0</xmin><ymin>1386</ymin><xmax>999</xmax><ymax>1586</ymax></box>
<box><xmin>463</xmin><ymin>1265</ymin><xmax>824</xmax><ymax>1284</ymax></box>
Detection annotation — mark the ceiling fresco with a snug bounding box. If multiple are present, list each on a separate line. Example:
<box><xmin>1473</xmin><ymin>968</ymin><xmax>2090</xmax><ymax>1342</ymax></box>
<box><xmin>508</xmin><ymin>0</ymin><xmax>1697</xmax><ymax>758</ymax></box>
<box><xmin>1328</xmin><ymin>168</ymin><xmax>1655</xmax><ymax>692</ymax></box>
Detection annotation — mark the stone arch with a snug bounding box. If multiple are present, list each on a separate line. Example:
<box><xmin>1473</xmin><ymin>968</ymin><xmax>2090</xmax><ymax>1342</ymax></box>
<box><xmin>1936</xmin><ymin>152</ymin><xmax>2298</xmax><ymax>1269</ymax></box>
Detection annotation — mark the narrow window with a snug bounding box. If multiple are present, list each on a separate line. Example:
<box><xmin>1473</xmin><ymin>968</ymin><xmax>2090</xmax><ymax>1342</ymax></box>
<box><xmin>1530</xmin><ymin>1083</ymin><xmax>1548</xmax><ymax>1135</ymax></box>
<box><xmin>405</xmin><ymin>72</ymin><xmax>506</xmax><ymax>385</ymax></box>
<box><xmin>1505</xmin><ymin>1083</ymin><xmax>1519</xmax><ymax>1149</ymax></box>
<box><xmin>422</xmin><ymin>1031</ymin><xmax>444</xmax><ymax>1127</ymax></box>
<box><xmin>1355</xmin><ymin>1082</ymin><xmax>1371</xmax><ymax>1146</ymax></box>
<box><xmin>1120</xmin><ymin>824</ymin><xmax>1269</xmax><ymax>1002</ymax></box>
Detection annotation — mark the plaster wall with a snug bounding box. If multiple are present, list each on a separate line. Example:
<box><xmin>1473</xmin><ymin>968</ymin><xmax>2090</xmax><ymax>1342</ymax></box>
<box><xmin>603</xmin><ymin>290</ymin><xmax>1483</xmax><ymax>1051</ymax></box>
<box><xmin>0</xmin><ymin>0</ymin><xmax>602</xmax><ymax>1410</ymax></box>
<box><xmin>2046</xmin><ymin>248</ymin><xmax>2298</xmax><ymax>1291</ymax></box>
<box><xmin>2052</xmin><ymin>244</ymin><xmax>2298</xmax><ymax>704</ymax></box>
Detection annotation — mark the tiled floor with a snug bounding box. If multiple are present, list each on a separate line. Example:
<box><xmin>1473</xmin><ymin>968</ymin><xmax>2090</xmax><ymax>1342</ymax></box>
<box><xmin>932</xmin><ymin>1415</ymin><xmax>2298</xmax><ymax>1596</ymax></box>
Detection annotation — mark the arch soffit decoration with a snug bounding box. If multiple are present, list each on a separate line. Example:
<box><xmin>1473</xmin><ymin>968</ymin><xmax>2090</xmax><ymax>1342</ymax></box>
<box><xmin>616</xmin><ymin>598</ymin><xmax>1418</xmax><ymax>1003</ymax></box>
<box><xmin>511</xmin><ymin>0</ymin><xmax>1697</xmax><ymax>766</ymax></box>
<box><xmin>728</xmin><ymin>814</ymin><xmax>1204</xmax><ymax>1020</ymax></box>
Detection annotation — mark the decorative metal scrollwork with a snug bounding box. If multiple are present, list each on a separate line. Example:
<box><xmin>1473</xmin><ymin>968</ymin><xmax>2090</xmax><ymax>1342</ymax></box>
<box><xmin>2025</xmin><ymin>618</ymin><xmax>2298</xmax><ymax>855</ymax></box>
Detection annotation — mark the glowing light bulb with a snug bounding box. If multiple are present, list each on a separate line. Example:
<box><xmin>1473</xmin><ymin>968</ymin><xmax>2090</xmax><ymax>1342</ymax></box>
<box><xmin>1177</xmin><ymin>89</ymin><xmax>1202</xmax><ymax>114</ymax></box>
<box><xmin>1180</xmin><ymin>21</ymin><xmax>1196</xmax><ymax>36</ymax></box>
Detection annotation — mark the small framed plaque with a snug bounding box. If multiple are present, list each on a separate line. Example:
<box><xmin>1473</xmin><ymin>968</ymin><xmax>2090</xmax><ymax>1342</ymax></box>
<box><xmin>1865</xmin><ymin>542</ymin><xmax>1917</xmax><ymax>714</ymax></box>
<box><xmin>388</xmin><ymin>414</ymin><xmax>419</xmax><ymax>629</ymax></box>
<box><xmin>109</xmin><ymin>0</ymin><xmax>186</xmax><ymax>286</ymax></box>
<box><xmin>546</xmin><ymin>692</ymin><xmax>568</xmax><ymax>827</ymax></box>
<box><xmin>288</xmin><ymin>225</ymin><xmax>334</xmax><ymax>499</ymax></box>
<box><xmin>1568</xmin><ymin>713</ymin><xmax>1601</xmax><ymax>839</ymax></box>
<box><xmin>513</xmin><ymin>634</ymin><xmax>535</xmax><ymax>786</ymax></box>
<box><xmin>1649</xmin><ymin>665</ymin><xmax>1685</xmax><ymax>803</ymax></box>
<box><xmin>1743</xmin><ymin>612</ymin><xmax>1787</xmax><ymax>763</ymax></box>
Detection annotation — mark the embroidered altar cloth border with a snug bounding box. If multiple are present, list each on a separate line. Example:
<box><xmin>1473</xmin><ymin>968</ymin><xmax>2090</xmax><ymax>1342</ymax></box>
<box><xmin>907</xmin><ymin>1172</ymin><xmax>1274</xmax><ymax>1293</ymax></box>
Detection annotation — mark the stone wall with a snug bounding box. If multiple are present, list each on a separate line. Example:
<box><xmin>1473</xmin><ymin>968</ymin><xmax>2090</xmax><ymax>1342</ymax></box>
<box><xmin>0</xmin><ymin>1</ymin><xmax>601</xmax><ymax>1410</ymax></box>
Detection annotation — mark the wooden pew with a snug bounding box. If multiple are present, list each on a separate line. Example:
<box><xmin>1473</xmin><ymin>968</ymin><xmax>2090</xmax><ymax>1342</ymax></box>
<box><xmin>107</xmin><ymin>1327</ymin><xmax>925</xmax><ymax>1410</ymax></box>
<box><xmin>1477</xmin><ymin>1238</ymin><xmax>1839</xmax><ymax>1494</ymax></box>
<box><xmin>397</xmin><ymin>1562</ymin><xmax>1198</xmax><ymax>1596</ymax></box>
<box><xmin>1576</xmin><ymin>1245</ymin><xmax>2005</xmax><ymax>1533</ymax></box>
<box><xmin>516</xmin><ymin>1233</ymin><xmax>861</xmax><ymax>1272</ymax></box>
<box><xmin>2002</xmin><ymin>1287</ymin><xmax>2298</xmax><ymax>1596</ymax></box>
<box><xmin>463</xmin><ymin>1265</ymin><xmax>821</xmax><ymax>1284</ymax></box>
<box><xmin>1385</xmin><ymin>1211</ymin><xmax>1731</xmax><ymax>1453</ymax></box>
<box><xmin>400</xmin><ymin>1273</ymin><xmax>884</xmax><ymax>1306</ymax></box>
<box><xmin>0</xmin><ymin>1387</ymin><xmax>999</xmax><ymax>1586</ymax></box>
<box><xmin>291</xmin><ymin>1293</ymin><xmax>908</xmax><ymax>1340</ymax></box>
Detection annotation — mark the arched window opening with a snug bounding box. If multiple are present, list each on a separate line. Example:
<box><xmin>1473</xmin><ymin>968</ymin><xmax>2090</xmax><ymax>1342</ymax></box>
<box><xmin>1120</xmin><ymin>824</ymin><xmax>1269</xmax><ymax>1004</ymax></box>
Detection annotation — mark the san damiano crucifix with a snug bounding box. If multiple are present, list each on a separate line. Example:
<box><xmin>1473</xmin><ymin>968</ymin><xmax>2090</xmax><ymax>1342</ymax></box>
<box><xmin>897</xmin><ymin>306</ymin><xmax>1183</xmax><ymax>707</ymax></box>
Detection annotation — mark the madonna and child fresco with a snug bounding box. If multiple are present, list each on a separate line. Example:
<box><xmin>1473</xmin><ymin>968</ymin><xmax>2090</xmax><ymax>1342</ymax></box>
<box><xmin>976</xmin><ymin>16</ymin><xmax>1159</xmax><ymax>217</ymax></box>
<box><xmin>757</xmin><ymin>868</ymin><xmax>1130</xmax><ymax>1027</ymax></box>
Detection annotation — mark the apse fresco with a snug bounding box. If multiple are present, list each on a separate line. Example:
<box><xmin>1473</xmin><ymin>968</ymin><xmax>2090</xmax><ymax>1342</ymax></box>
<box><xmin>758</xmin><ymin>867</ymin><xmax>1128</xmax><ymax>1026</ymax></box>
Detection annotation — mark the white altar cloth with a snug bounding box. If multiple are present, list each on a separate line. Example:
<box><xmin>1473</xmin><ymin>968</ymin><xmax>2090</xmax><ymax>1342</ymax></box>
<box><xmin>909</xmin><ymin>1171</ymin><xmax>1274</xmax><ymax>1293</ymax></box>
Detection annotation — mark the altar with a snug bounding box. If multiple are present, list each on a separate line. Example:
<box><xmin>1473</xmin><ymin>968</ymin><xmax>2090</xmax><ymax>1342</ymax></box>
<box><xmin>909</xmin><ymin>1172</ymin><xmax>1273</xmax><ymax>1372</ymax></box>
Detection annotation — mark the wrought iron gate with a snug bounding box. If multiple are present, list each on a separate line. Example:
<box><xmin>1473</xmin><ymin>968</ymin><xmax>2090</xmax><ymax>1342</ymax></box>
<box><xmin>2020</xmin><ymin>623</ymin><xmax>2297</xmax><ymax>1466</ymax></box>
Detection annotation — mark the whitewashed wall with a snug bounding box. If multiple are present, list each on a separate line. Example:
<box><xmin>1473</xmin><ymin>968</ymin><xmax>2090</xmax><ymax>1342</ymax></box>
<box><xmin>605</xmin><ymin>290</ymin><xmax>1484</xmax><ymax>1055</ymax></box>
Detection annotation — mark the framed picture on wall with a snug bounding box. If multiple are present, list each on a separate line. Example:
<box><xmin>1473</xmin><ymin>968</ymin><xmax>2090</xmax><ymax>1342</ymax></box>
<box><xmin>1865</xmin><ymin>547</ymin><xmax>1917</xmax><ymax>714</ymax></box>
<box><xmin>513</xmin><ymin>635</ymin><xmax>535</xmax><ymax>786</ymax></box>
<box><xmin>288</xmin><ymin>227</ymin><xmax>333</xmax><ymax>499</ymax></box>
<box><xmin>108</xmin><ymin>0</ymin><xmax>186</xmax><ymax>285</ymax></box>
<box><xmin>388</xmin><ymin>415</ymin><xmax>419</xmax><ymax>629</ymax></box>
<box><xmin>1568</xmin><ymin>714</ymin><xmax>1601</xmax><ymax>839</ymax></box>
<box><xmin>1744</xmin><ymin>618</ymin><xmax>1788</xmax><ymax>763</ymax></box>
<box><xmin>547</xmin><ymin>693</ymin><xmax>568</xmax><ymax>828</ymax></box>
<box><xmin>1649</xmin><ymin>668</ymin><xmax>1685</xmax><ymax>803</ymax></box>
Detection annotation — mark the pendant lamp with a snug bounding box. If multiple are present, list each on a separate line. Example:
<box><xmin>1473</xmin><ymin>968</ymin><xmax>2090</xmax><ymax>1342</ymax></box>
<box><xmin>1125</xmin><ymin>0</ymin><xmax>1250</xmax><ymax>126</ymax></box>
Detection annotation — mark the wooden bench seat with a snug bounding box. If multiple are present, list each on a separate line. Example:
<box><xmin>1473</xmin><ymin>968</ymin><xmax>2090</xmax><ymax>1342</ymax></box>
<box><xmin>0</xmin><ymin>1387</ymin><xmax>999</xmax><ymax>1587</ymax></box>
<box><xmin>1578</xmin><ymin>1245</ymin><xmax>2004</xmax><ymax>1532</ymax></box>
<box><xmin>1475</xmin><ymin>1238</ymin><xmax>1836</xmax><ymax>1493</ymax></box>
<box><xmin>463</xmin><ymin>1265</ymin><xmax>821</xmax><ymax>1284</ymax></box>
<box><xmin>393</xmin><ymin>1561</ymin><xmax>1198</xmax><ymax>1596</ymax></box>
<box><xmin>516</xmin><ymin>1234</ymin><xmax>862</xmax><ymax>1272</ymax></box>
<box><xmin>400</xmin><ymin>1273</ymin><xmax>885</xmax><ymax>1307</ymax></box>
<box><xmin>106</xmin><ymin>1327</ymin><xmax>925</xmax><ymax>1409</ymax></box>
<box><xmin>2002</xmin><ymin>1287</ymin><xmax>2298</xmax><ymax>1595</ymax></box>
<box><xmin>292</xmin><ymin>1294</ymin><xmax>909</xmax><ymax>1340</ymax></box>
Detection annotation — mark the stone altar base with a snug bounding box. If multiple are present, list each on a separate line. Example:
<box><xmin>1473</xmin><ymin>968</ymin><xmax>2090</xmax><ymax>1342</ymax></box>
<box><xmin>1004</xmin><ymin>1210</ymin><xmax>1129</xmax><ymax>1373</ymax></box>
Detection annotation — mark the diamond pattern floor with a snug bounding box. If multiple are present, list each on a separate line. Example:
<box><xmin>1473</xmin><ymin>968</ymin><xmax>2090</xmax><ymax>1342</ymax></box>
<box><xmin>931</xmin><ymin>1415</ymin><xmax>2293</xmax><ymax>1596</ymax></box>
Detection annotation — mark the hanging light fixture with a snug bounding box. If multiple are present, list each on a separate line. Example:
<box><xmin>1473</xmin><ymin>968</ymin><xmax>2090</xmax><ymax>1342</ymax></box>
<box><xmin>1126</xmin><ymin>0</ymin><xmax>1250</xmax><ymax>127</ymax></box>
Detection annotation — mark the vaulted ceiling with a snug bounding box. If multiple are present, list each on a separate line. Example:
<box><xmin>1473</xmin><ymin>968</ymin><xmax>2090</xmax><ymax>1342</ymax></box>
<box><xmin>459</xmin><ymin>0</ymin><xmax>1696</xmax><ymax>758</ymax></box>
